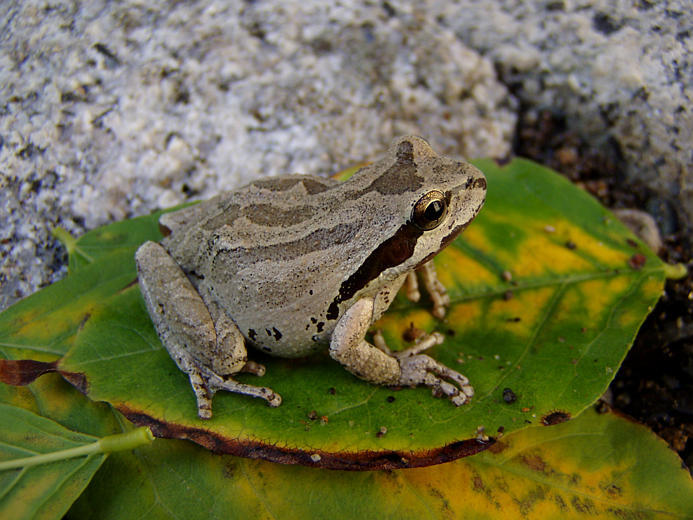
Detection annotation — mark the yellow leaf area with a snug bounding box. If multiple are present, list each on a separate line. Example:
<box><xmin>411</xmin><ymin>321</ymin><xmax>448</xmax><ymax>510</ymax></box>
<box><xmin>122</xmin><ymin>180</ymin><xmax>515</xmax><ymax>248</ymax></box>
<box><xmin>0</xmin><ymin>303</ymin><xmax>83</xmax><ymax>361</ymax></box>
<box><xmin>374</xmin><ymin>172</ymin><xmax>667</xmax><ymax>437</ymax></box>
<box><xmin>398</xmin><ymin>407</ymin><xmax>693</xmax><ymax>519</ymax></box>
<box><xmin>76</xmin><ymin>407</ymin><xmax>692</xmax><ymax>520</ymax></box>
<box><xmin>462</xmin><ymin>213</ymin><xmax>632</xmax><ymax>280</ymax></box>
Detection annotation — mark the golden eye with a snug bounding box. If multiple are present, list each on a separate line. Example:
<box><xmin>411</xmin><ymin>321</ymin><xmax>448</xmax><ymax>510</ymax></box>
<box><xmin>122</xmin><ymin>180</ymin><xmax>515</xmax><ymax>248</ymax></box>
<box><xmin>412</xmin><ymin>190</ymin><xmax>447</xmax><ymax>230</ymax></box>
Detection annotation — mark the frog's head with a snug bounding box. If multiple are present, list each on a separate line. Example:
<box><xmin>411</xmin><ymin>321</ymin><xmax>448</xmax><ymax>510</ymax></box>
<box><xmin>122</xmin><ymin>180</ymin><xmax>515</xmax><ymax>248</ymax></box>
<box><xmin>326</xmin><ymin>136</ymin><xmax>486</xmax><ymax>319</ymax></box>
<box><xmin>383</xmin><ymin>135</ymin><xmax>487</xmax><ymax>270</ymax></box>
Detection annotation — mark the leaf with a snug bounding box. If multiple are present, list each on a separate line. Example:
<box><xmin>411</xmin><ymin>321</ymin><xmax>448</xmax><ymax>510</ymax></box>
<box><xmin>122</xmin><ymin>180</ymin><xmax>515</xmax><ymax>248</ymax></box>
<box><xmin>68</xmin><ymin>406</ymin><xmax>693</xmax><ymax>519</ymax></box>
<box><xmin>0</xmin><ymin>378</ymin><xmax>153</xmax><ymax>520</ymax></box>
<box><xmin>0</xmin><ymin>249</ymin><xmax>138</xmax><ymax>361</ymax></box>
<box><xmin>54</xmin><ymin>210</ymin><xmax>181</xmax><ymax>274</ymax></box>
<box><xmin>0</xmin><ymin>159</ymin><xmax>673</xmax><ymax>469</ymax></box>
<box><xmin>0</xmin><ymin>403</ymin><xmax>106</xmax><ymax>520</ymax></box>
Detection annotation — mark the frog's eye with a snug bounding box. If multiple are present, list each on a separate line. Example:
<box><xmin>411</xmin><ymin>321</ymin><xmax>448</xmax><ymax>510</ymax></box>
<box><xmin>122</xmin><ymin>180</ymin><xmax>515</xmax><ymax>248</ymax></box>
<box><xmin>412</xmin><ymin>190</ymin><xmax>447</xmax><ymax>230</ymax></box>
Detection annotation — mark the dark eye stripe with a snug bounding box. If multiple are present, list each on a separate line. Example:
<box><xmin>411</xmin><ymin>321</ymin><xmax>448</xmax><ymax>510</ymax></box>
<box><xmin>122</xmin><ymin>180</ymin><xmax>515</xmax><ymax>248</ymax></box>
<box><xmin>326</xmin><ymin>223</ymin><xmax>423</xmax><ymax>320</ymax></box>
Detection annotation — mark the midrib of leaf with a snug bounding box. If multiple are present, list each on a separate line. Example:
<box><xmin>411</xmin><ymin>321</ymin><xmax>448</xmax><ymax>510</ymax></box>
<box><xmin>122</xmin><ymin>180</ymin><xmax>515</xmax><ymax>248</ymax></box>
<box><xmin>52</xmin><ymin>228</ymin><xmax>94</xmax><ymax>266</ymax></box>
<box><xmin>238</xmin><ymin>462</ymin><xmax>281</xmax><ymax>520</ymax></box>
<box><xmin>398</xmin><ymin>470</ymin><xmax>445</xmax><ymax>520</ymax></box>
<box><xmin>552</xmin><ymin>274</ymin><xmax>645</xmax><ymax>405</ymax></box>
<box><xmin>0</xmin><ymin>342</ymin><xmax>65</xmax><ymax>357</ymax></box>
<box><xmin>137</xmin><ymin>457</ymin><xmax>188</xmax><ymax>520</ymax></box>
<box><xmin>451</xmin><ymin>238</ymin><xmax>663</xmax><ymax>299</ymax></box>
<box><xmin>0</xmin><ymin>270</ymin><xmax>137</xmax><ymax>361</ymax></box>
<box><xmin>391</xmin><ymin>265</ymin><xmax>659</xmax><ymax>314</ymax></box>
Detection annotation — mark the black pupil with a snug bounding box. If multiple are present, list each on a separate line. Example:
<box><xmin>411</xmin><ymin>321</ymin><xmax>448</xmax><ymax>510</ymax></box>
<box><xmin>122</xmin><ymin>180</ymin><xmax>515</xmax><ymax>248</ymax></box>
<box><xmin>424</xmin><ymin>200</ymin><xmax>444</xmax><ymax>222</ymax></box>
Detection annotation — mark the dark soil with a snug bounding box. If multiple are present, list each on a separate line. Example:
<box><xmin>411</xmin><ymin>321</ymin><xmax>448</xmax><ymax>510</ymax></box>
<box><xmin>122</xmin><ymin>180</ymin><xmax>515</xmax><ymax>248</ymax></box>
<box><xmin>515</xmin><ymin>108</ymin><xmax>693</xmax><ymax>469</ymax></box>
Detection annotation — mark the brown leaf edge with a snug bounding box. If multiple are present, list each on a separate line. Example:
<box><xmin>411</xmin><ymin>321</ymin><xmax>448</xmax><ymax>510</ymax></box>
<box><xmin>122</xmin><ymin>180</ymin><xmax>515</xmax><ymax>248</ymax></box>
<box><xmin>0</xmin><ymin>359</ymin><xmax>59</xmax><ymax>385</ymax></box>
<box><xmin>118</xmin><ymin>404</ymin><xmax>492</xmax><ymax>471</ymax></box>
<box><xmin>0</xmin><ymin>359</ymin><xmax>492</xmax><ymax>470</ymax></box>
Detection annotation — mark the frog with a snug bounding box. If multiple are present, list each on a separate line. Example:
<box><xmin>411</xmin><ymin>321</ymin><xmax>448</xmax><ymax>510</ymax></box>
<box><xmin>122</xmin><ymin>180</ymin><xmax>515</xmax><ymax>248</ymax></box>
<box><xmin>135</xmin><ymin>136</ymin><xmax>487</xmax><ymax>419</ymax></box>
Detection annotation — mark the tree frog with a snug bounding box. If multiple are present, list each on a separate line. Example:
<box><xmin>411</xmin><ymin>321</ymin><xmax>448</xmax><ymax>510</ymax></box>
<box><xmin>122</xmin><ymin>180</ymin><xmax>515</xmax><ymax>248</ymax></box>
<box><xmin>135</xmin><ymin>136</ymin><xmax>487</xmax><ymax>419</ymax></box>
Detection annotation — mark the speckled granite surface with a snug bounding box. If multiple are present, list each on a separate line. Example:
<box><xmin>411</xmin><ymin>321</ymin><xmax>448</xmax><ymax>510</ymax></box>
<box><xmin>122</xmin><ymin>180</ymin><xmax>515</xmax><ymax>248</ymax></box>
<box><xmin>432</xmin><ymin>0</ymin><xmax>691</xmax><ymax>233</ymax></box>
<box><xmin>0</xmin><ymin>0</ymin><xmax>690</xmax><ymax>310</ymax></box>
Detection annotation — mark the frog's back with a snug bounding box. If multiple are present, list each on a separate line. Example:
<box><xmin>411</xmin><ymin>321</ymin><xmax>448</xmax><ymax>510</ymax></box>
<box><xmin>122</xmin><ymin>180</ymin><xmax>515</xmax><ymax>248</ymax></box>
<box><xmin>159</xmin><ymin>174</ymin><xmax>340</xmax><ymax>240</ymax></box>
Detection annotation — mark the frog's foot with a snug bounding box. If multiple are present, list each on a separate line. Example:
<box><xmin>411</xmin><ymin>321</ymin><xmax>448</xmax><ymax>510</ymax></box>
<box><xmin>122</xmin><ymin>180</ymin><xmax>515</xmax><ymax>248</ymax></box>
<box><xmin>374</xmin><ymin>330</ymin><xmax>473</xmax><ymax>406</ymax></box>
<box><xmin>189</xmin><ymin>367</ymin><xmax>282</xmax><ymax>420</ymax></box>
<box><xmin>417</xmin><ymin>260</ymin><xmax>450</xmax><ymax>319</ymax></box>
<box><xmin>396</xmin><ymin>353</ymin><xmax>473</xmax><ymax>406</ymax></box>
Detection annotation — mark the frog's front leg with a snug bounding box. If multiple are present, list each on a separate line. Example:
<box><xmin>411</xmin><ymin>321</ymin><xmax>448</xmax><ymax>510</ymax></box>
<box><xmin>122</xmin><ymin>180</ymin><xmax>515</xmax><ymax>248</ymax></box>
<box><xmin>404</xmin><ymin>260</ymin><xmax>450</xmax><ymax>319</ymax></box>
<box><xmin>329</xmin><ymin>298</ymin><xmax>473</xmax><ymax>406</ymax></box>
<box><xmin>135</xmin><ymin>241</ymin><xmax>281</xmax><ymax>419</ymax></box>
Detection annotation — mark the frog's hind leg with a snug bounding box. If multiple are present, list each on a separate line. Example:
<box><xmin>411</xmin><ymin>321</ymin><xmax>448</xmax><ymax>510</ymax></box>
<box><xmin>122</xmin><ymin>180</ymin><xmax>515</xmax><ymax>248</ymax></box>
<box><xmin>204</xmin><ymin>299</ymin><xmax>282</xmax><ymax>411</ymax></box>
<box><xmin>135</xmin><ymin>241</ymin><xmax>280</xmax><ymax>419</ymax></box>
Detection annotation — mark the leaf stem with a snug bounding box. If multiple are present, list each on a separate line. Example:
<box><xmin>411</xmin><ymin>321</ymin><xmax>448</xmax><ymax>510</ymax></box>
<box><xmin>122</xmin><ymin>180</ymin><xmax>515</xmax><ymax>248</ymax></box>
<box><xmin>663</xmin><ymin>262</ymin><xmax>688</xmax><ymax>280</ymax></box>
<box><xmin>0</xmin><ymin>427</ymin><xmax>153</xmax><ymax>472</ymax></box>
<box><xmin>51</xmin><ymin>227</ymin><xmax>77</xmax><ymax>254</ymax></box>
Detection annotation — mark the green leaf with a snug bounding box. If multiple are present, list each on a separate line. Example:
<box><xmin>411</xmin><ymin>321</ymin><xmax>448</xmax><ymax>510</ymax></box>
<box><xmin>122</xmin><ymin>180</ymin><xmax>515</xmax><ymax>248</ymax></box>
<box><xmin>69</xmin><ymin>407</ymin><xmax>693</xmax><ymax>519</ymax></box>
<box><xmin>0</xmin><ymin>404</ymin><xmax>105</xmax><ymax>520</ymax></box>
<box><xmin>0</xmin><ymin>159</ymin><xmax>673</xmax><ymax>469</ymax></box>
<box><xmin>54</xmin><ymin>210</ymin><xmax>179</xmax><ymax>274</ymax></box>
<box><xmin>0</xmin><ymin>335</ymin><xmax>155</xmax><ymax>519</ymax></box>
<box><xmin>0</xmin><ymin>249</ymin><xmax>137</xmax><ymax>361</ymax></box>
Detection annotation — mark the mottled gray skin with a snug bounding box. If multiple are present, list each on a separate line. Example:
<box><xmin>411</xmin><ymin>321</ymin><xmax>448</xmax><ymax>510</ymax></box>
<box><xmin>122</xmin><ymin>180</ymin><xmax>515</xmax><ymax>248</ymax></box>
<box><xmin>135</xmin><ymin>136</ymin><xmax>486</xmax><ymax>418</ymax></box>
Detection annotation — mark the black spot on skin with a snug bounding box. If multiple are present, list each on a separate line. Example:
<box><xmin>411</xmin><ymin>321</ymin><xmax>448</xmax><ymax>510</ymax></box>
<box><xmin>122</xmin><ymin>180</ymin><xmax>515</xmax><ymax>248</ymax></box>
<box><xmin>272</xmin><ymin>327</ymin><xmax>282</xmax><ymax>341</ymax></box>
<box><xmin>316</xmin><ymin>322</ymin><xmax>324</xmax><ymax>333</ymax></box>
<box><xmin>263</xmin><ymin>346</ymin><xmax>272</xmax><ymax>353</ymax></box>
<box><xmin>188</xmin><ymin>269</ymin><xmax>204</xmax><ymax>280</ymax></box>
<box><xmin>248</xmin><ymin>329</ymin><xmax>257</xmax><ymax>341</ymax></box>
<box><xmin>311</xmin><ymin>317</ymin><xmax>317</xmax><ymax>324</ymax></box>
<box><xmin>326</xmin><ymin>223</ymin><xmax>423</xmax><ymax>320</ymax></box>
<box><xmin>265</xmin><ymin>329</ymin><xmax>272</xmax><ymax>336</ymax></box>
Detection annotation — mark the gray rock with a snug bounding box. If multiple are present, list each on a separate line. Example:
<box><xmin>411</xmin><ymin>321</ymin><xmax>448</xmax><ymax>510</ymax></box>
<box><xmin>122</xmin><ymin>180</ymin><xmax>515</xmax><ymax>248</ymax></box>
<box><xmin>0</xmin><ymin>1</ymin><xmax>516</xmax><ymax>310</ymax></box>
<box><xmin>432</xmin><ymin>0</ymin><xmax>692</xmax><ymax>239</ymax></box>
<box><xmin>2</xmin><ymin>0</ymin><xmax>690</xmax><ymax>312</ymax></box>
